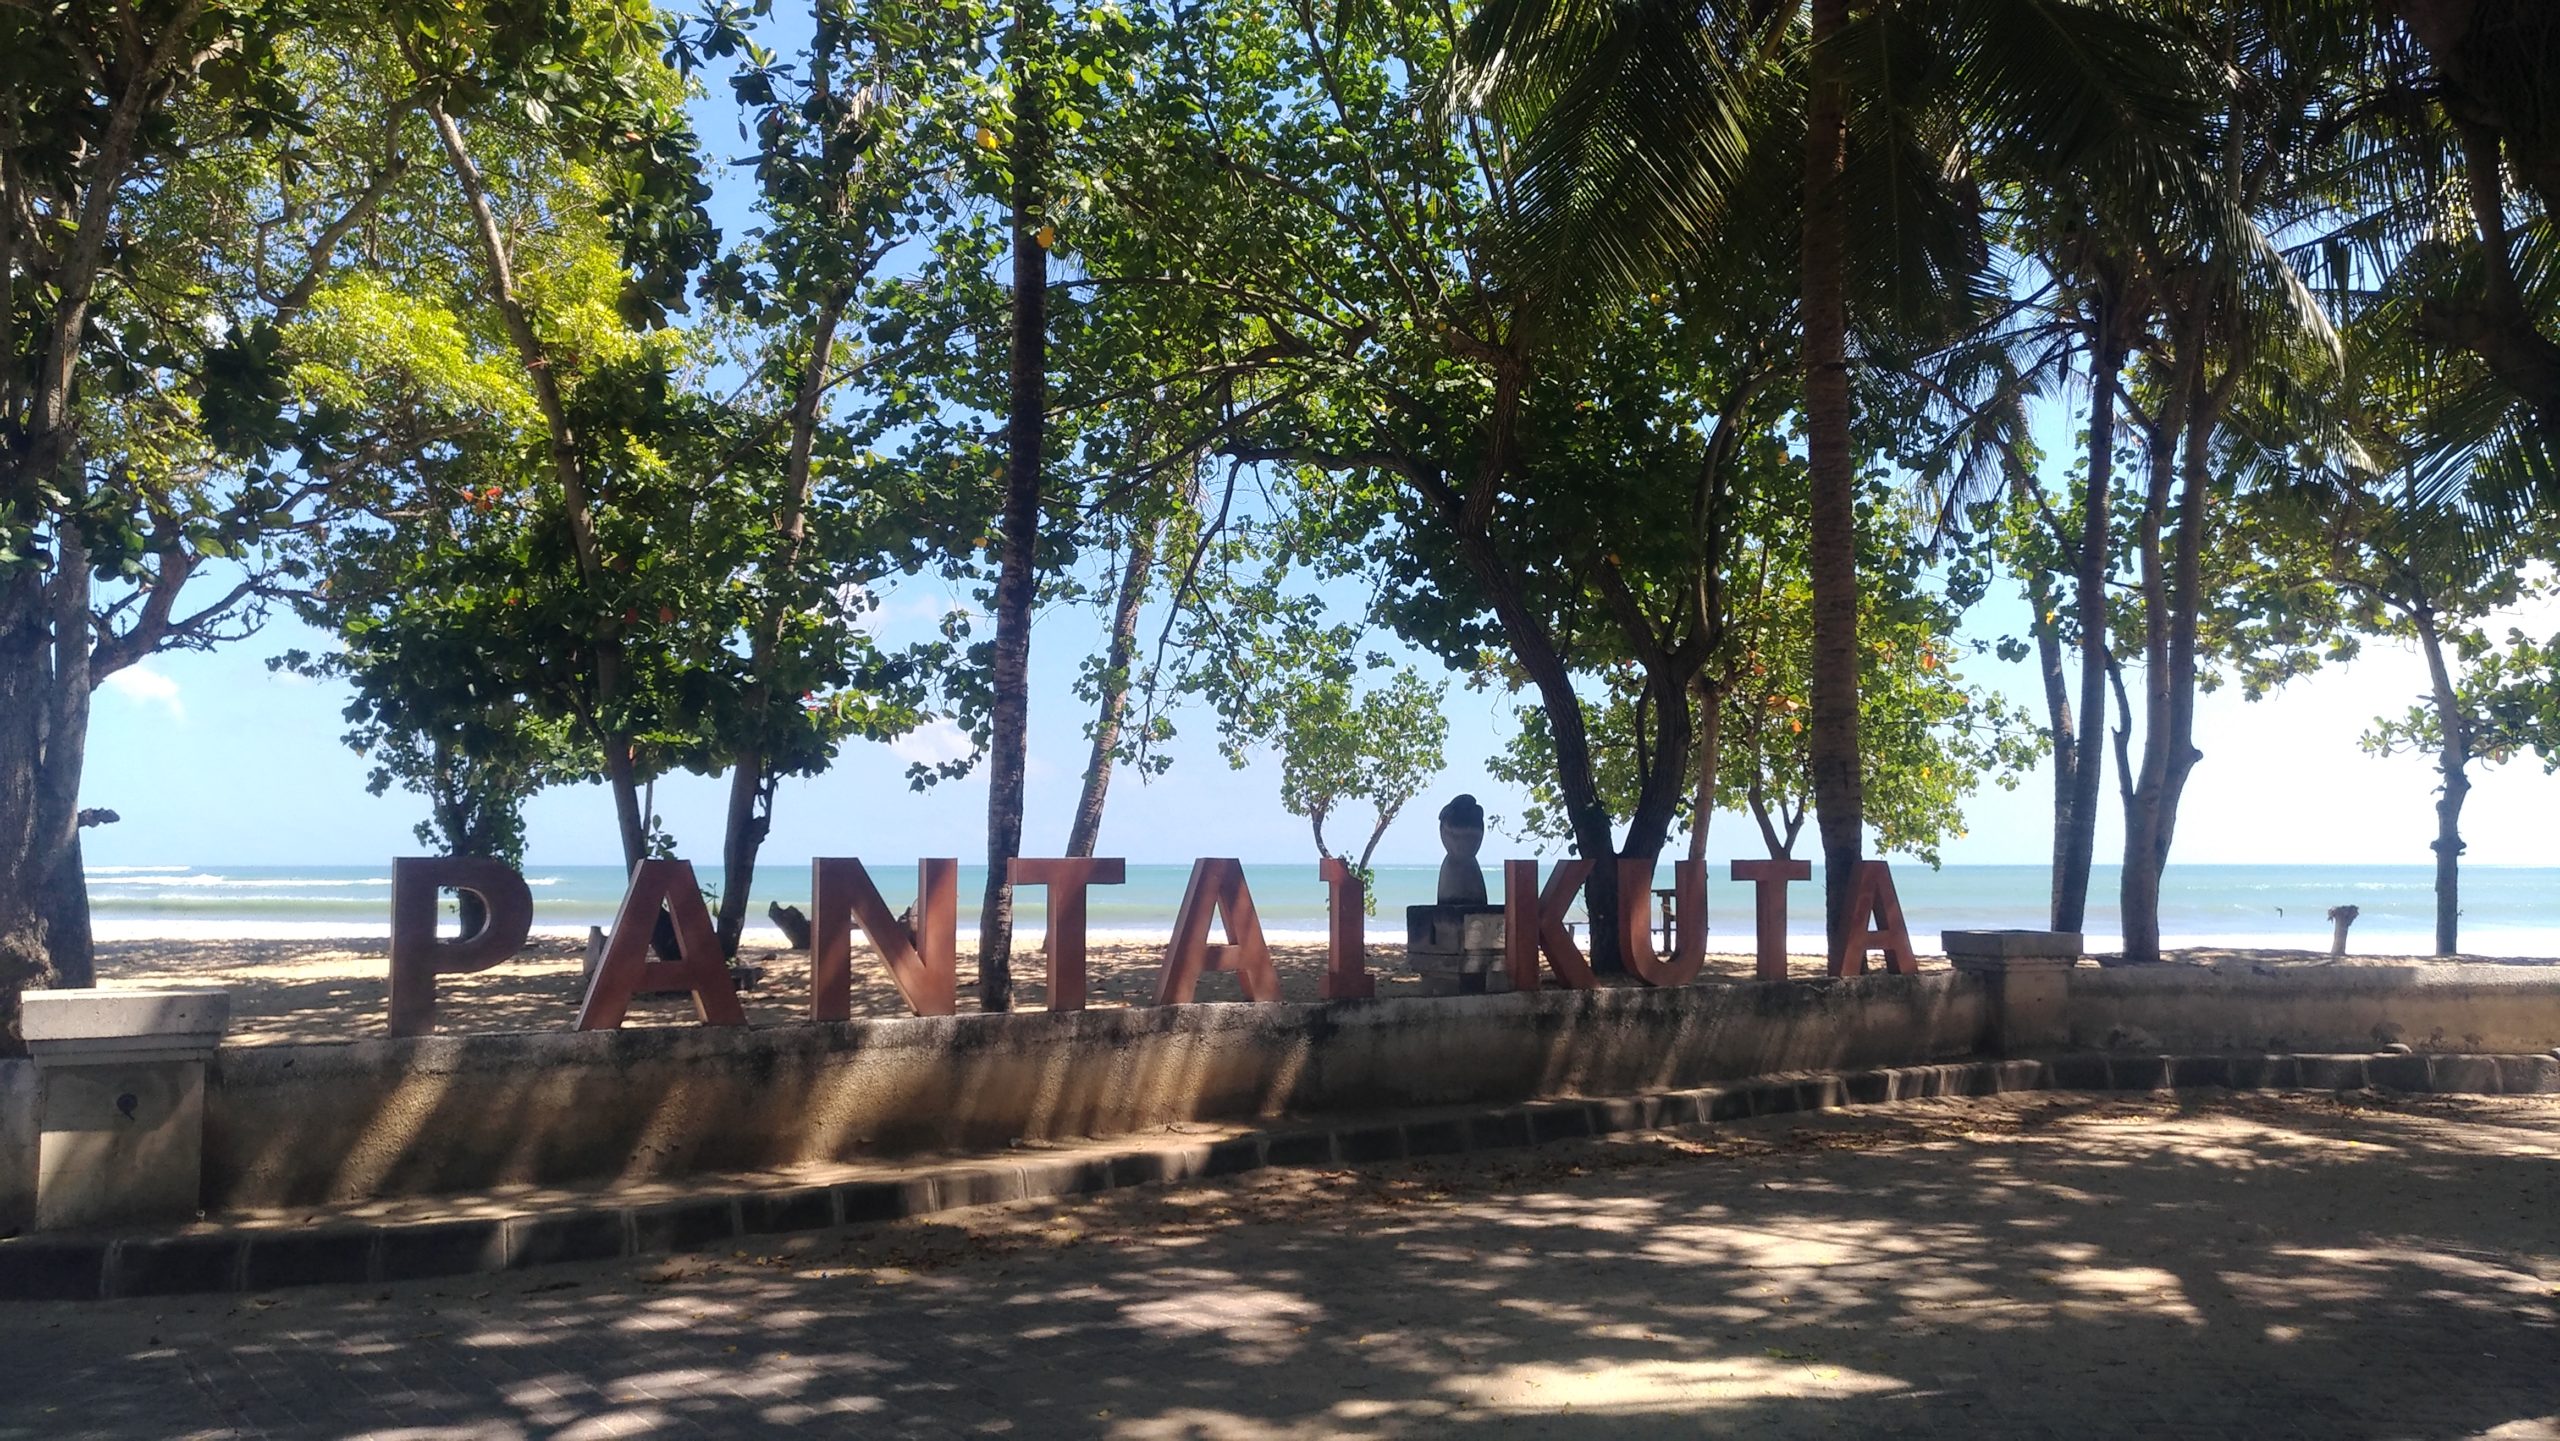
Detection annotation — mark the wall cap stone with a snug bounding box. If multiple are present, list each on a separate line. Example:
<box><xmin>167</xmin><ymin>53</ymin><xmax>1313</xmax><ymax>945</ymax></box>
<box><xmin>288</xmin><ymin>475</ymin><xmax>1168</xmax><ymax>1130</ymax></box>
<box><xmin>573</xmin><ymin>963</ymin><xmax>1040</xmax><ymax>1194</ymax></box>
<box><xmin>23</xmin><ymin>990</ymin><xmax>230</xmax><ymax>1065</ymax></box>
<box><xmin>1942</xmin><ymin>930</ymin><xmax>2083</xmax><ymax>965</ymax></box>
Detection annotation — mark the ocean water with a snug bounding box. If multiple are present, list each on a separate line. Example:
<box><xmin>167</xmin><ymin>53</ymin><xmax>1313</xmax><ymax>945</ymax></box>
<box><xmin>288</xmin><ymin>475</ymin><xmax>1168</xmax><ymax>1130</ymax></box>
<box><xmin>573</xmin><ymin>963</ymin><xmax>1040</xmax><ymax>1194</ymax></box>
<box><xmin>83</xmin><ymin>860</ymin><xmax>2560</xmax><ymax>955</ymax></box>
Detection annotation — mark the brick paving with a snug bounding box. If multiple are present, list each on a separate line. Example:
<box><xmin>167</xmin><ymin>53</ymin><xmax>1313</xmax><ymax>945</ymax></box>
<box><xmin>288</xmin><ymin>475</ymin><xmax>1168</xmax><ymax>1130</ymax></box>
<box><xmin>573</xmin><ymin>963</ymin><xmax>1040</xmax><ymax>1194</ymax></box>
<box><xmin>4</xmin><ymin>1090</ymin><xmax>2557</xmax><ymax>1439</ymax></box>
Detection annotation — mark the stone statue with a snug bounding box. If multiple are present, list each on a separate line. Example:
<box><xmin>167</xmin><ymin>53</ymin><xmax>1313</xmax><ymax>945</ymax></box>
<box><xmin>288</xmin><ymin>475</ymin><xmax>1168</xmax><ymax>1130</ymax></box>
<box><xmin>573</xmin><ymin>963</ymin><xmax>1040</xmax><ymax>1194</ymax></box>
<box><xmin>1436</xmin><ymin>793</ymin><xmax>1488</xmax><ymax>907</ymax></box>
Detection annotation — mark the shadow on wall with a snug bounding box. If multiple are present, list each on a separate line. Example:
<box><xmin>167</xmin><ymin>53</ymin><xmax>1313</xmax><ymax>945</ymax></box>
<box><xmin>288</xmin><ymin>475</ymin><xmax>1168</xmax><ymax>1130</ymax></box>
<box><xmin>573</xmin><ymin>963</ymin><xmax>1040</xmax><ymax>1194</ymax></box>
<box><xmin>200</xmin><ymin>975</ymin><xmax>1991</xmax><ymax>1212</ymax></box>
<box><xmin>29</xmin><ymin>1093</ymin><xmax>2560</xmax><ymax>1436</ymax></box>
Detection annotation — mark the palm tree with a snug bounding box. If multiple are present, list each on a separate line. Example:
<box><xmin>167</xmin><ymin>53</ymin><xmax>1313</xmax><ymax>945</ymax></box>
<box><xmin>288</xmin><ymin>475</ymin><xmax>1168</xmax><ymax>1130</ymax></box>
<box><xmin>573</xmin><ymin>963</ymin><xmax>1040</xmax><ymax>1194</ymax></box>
<box><xmin>1456</xmin><ymin>0</ymin><xmax>2216</xmax><ymax>952</ymax></box>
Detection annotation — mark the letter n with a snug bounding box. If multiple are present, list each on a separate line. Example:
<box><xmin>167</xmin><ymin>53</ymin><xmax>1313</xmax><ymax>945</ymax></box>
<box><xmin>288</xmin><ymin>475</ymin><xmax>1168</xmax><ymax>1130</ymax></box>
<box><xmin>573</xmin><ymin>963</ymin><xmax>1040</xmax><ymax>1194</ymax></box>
<box><xmin>809</xmin><ymin>859</ymin><xmax>958</xmax><ymax>1019</ymax></box>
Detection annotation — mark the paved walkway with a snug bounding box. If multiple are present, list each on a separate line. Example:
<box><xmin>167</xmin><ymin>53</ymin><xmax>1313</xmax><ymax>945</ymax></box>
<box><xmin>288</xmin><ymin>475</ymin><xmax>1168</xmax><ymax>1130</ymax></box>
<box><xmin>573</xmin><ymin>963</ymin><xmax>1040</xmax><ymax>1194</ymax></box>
<box><xmin>4</xmin><ymin>1091</ymin><xmax>2556</xmax><ymax>1439</ymax></box>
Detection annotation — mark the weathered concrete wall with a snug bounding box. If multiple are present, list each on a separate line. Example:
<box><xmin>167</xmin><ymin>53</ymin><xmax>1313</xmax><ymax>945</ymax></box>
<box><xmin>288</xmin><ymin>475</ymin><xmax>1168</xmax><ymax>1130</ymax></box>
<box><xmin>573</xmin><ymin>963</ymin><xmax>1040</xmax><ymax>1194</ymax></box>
<box><xmin>202</xmin><ymin>975</ymin><xmax>1990</xmax><ymax>1210</ymax></box>
<box><xmin>1</xmin><ymin>1060</ymin><xmax>35</xmax><ymax>1235</ymax></box>
<box><xmin>2070</xmin><ymin>962</ymin><xmax>2560</xmax><ymax>1054</ymax></box>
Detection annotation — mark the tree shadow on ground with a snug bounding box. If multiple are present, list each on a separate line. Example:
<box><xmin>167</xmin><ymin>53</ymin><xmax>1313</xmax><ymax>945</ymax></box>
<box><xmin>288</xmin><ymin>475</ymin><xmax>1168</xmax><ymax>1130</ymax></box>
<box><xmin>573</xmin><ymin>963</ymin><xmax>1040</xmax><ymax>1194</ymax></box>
<box><xmin>5</xmin><ymin>1092</ymin><xmax>2556</xmax><ymax>1439</ymax></box>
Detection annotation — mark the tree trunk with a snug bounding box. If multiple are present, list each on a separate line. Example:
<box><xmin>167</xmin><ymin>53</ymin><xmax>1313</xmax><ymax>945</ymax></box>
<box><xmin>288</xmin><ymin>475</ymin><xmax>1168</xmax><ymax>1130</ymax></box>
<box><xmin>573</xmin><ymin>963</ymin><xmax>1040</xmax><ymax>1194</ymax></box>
<box><xmin>432</xmin><ymin>102</ymin><xmax>646</xmax><ymax>873</ymax></box>
<box><xmin>2413</xmin><ymin>604</ymin><xmax>2470</xmax><ymax>955</ymax></box>
<box><xmin>1689</xmin><ymin>676</ymin><xmax>1721</xmax><ymax>865</ymax></box>
<box><xmin>1801</xmin><ymin>0</ymin><xmax>1863</xmax><ymax>953</ymax></box>
<box><xmin>2119</xmin><ymin>365</ymin><xmax>2211</xmax><ymax>965</ymax></box>
<box><xmin>2054</xmin><ymin>323</ymin><xmax>2123</xmax><ymax>932</ymax></box>
<box><xmin>717</xmin><ymin>298</ymin><xmax>845</xmax><ymax>955</ymax></box>
<box><xmin>35</xmin><ymin>524</ymin><xmax>94</xmax><ymax>988</ymax></box>
<box><xmin>1066</xmin><ymin>513</ymin><xmax>1157</xmax><ymax>858</ymax></box>
<box><xmin>0</xmin><ymin>573</ymin><xmax>53</xmax><ymax>1054</ymax></box>
<box><xmin>979</xmin><ymin>5</ymin><xmax>1049</xmax><ymax>1010</ymax></box>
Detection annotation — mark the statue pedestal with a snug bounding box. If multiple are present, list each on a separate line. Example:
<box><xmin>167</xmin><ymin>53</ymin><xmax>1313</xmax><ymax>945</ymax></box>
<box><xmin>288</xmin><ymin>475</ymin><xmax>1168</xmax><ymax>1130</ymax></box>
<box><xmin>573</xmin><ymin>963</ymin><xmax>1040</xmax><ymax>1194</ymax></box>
<box><xmin>1405</xmin><ymin>904</ymin><xmax>1509</xmax><ymax>997</ymax></box>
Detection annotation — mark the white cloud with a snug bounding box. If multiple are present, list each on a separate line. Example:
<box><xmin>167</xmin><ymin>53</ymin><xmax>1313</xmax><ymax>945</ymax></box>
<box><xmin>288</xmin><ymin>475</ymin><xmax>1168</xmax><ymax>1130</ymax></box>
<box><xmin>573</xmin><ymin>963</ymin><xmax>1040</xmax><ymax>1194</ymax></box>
<box><xmin>889</xmin><ymin>718</ymin><xmax>974</xmax><ymax>767</ymax></box>
<box><xmin>102</xmin><ymin>665</ymin><xmax>185</xmax><ymax>721</ymax></box>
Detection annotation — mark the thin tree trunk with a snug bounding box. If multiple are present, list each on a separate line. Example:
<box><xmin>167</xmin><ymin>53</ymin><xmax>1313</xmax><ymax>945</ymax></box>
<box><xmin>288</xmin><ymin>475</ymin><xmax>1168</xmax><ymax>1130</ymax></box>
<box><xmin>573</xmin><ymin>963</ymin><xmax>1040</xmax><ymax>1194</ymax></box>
<box><xmin>2119</xmin><ymin>361</ymin><xmax>2211</xmax><ymax>965</ymax></box>
<box><xmin>979</xmin><ymin>5</ymin><xmax>1049</xmax><ymax>1010</ymax></box>
<box><xmin>1689</xmin><ymin>676</ymin><xmax>1721</xmax><ymax>865</ymax></box>
<box><xmin>430</xmin><ymin>100</ymin><xmax>647</xmax><ymax>872</ymax></box>
<box><xmin>0</xmin><ymin>574</ymin><xmax>51</xmax><ymax>1054</ymax></box>
<box><xmin>2055</xmin><ymin>323</ymin><xmax>2123</xmax><ymax>932</ymax></box>
<box><xmin>1801</xmin><ymin>0</ymin><xmax>1863</xmax><ymax>954</ymax></box>
<box><xmin>2414</xmin><ymin>603</ymin><xmax>2469</xmax><ymax>955</ymax></box>
<box><xmin>35</xmin><ymin>523</ymin><xmax>94</xmax><ymax>987</ymax></box>
<box><xmin>1066</xmin><ymin>513</ymin><xmax>1157</xmax><ymax>858</ymax></box>
<box><xmin>717</xmin><ymin>297</ymin><xmax>846</xmax><ymax>954</ymax></box>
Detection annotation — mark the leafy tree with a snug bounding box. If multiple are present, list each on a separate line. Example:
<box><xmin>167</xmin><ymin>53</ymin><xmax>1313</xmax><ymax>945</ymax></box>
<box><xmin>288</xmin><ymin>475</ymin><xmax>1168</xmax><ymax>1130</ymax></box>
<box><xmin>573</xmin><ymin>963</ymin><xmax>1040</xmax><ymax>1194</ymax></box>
<box><xmin>0</xmin><ymin>0</ymin><xmax>476</xmax><ymax>1032</ymax></box>
<box><xmin>1452</xmin><ymin>0</ymin><xmax>2217</xmax><ymax>950</ymax></box>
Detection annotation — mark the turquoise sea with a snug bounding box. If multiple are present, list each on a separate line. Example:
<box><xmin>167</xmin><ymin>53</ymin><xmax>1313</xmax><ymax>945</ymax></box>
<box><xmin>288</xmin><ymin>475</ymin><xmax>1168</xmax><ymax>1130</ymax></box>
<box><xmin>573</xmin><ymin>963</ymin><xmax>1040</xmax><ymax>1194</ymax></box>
<box><xmin>83</xmin><ymin>860</ymin><xmax>2560</xmax><ymax>955</ymax></box>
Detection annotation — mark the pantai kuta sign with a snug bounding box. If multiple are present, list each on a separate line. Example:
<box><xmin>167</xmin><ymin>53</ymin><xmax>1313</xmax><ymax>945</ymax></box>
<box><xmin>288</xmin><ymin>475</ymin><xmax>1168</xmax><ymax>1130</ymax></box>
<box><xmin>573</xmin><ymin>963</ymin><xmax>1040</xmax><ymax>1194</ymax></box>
<box><xmin>385</xmin><ymin>855</ymin><xmax>1919</xmax><ymax>1038</ymax></box>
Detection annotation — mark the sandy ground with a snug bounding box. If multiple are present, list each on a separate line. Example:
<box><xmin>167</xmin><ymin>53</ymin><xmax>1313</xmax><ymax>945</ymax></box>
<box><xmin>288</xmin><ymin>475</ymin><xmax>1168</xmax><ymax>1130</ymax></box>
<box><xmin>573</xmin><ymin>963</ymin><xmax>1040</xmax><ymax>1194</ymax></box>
<box><xmin>8</xmin><ymin>1091</ymin><xmax>2558</xmax><ymax>1437</ymax></box>
<box><xmin>88</xmin><ymin>936</ymin><xmax>2560</xmax><ymax>1045</ymax></box>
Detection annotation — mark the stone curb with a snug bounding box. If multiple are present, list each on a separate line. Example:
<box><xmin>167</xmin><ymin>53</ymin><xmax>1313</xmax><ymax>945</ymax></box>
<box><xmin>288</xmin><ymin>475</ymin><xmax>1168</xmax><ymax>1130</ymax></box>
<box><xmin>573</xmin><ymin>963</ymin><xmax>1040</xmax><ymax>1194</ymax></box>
<box><xmin>5</xmin><ymin>1050</ymin><xmax>2554</xmax><ymax>1303</ymax></box>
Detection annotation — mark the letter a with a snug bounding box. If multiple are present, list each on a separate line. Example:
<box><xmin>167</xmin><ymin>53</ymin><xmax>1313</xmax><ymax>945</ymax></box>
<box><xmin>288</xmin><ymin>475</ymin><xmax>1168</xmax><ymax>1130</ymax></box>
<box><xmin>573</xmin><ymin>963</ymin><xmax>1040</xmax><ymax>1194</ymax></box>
<box><xmin>1830</xmin><ymin>860</ymin><xmax>1919</xmax><ymax>977</ymax></box>
<box><xmin>576</xmin><ymin>859</ymin><xmax>747</xmax><ymax>1029</ymax></box>
<box><xmin>1155</xmin><ymin>859</ymin><xmax>1280</xmax><ymax>1004</ymax></box>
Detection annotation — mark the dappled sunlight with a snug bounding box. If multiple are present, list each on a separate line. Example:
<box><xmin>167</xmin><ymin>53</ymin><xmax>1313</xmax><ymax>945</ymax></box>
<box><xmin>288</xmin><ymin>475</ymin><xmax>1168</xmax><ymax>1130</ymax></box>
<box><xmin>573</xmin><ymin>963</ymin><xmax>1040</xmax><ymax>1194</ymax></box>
<box><xmin>1444</xmin><ymin>1354</ymin><xmax>1908</xmax><ymax>1414</ymax></box>
<box><xmin>14</xmin><ymin>1092</ymin><xmax>2560</xmax><ymax>1439</ymax></box>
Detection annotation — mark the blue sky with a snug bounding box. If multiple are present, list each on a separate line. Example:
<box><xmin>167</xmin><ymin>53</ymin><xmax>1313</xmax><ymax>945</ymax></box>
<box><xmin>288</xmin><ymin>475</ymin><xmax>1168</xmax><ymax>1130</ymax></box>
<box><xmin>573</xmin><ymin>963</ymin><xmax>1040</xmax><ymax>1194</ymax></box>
<box><xmin>74</xmin><ymin>554</ymin><xmax>2560</xmax><ymax>870</ymax></box>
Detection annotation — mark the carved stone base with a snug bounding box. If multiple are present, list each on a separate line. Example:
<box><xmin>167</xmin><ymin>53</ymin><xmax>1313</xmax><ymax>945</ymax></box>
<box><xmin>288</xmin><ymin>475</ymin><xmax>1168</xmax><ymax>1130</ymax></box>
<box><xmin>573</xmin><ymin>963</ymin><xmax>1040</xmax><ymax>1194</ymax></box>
<box><xmin>1407</xmin><ymin>904</ymin><xmax>1510</xmax><ymax>997</ymax></box>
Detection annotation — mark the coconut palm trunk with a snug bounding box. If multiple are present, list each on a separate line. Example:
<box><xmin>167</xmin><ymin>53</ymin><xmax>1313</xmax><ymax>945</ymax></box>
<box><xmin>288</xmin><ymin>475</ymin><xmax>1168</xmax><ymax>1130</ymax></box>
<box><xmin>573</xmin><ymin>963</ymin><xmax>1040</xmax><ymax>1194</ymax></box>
<box><xmin>979</xmin><ymin>0</ymin><xmax>1049</xmax><ymax>1010</ymax></box>
<box><xmin>1801</xmin><ymin>0</ymin><xmax>1863</xmax><ymax>954</ymax></box>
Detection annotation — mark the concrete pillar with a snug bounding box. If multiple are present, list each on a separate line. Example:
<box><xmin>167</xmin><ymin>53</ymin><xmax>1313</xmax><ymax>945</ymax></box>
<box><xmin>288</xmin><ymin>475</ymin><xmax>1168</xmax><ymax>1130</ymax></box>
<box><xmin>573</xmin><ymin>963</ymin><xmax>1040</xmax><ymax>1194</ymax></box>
<box><xmin>1942</xmin><ymin>931</ymin><xmax>2080</xmax><ymax>1054</ymax></box>
<box><xmin>21</xmin><ymin>990</ymin><xmax>229</xmax><ymax>1231</ymax></box>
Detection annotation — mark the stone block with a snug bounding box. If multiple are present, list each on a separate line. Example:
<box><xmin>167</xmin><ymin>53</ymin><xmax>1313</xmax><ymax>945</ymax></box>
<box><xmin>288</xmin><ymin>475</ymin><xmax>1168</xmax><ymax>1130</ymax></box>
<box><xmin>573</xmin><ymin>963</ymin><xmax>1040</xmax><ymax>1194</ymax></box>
<box><xmin>1263</xmin><ymin>1130</ymin><xmax>1336</xmax><ymax>1168</ymax></box>
<box><xmin>2225</xmin><ymin>1054</ymin><xmax>2297</xmax><ymax>1091</ymax></box>
<box><xmin>932</xmin><ymin>1168</ymin><xmax>1024</xmax><ymax>1210</ymax></box>
<box><xmin>2367</xmin><ymin>1052</ymin><xmax>2430</xmax><ymax>1092</ymax></box>
<box><xmin>378</xmin><ymin>1219</ymin><xmax>508</xmax><ymax>1280</ymax></box>
<box><xmin>1524</xmin><ymin>1103</ymin><xmax>1594</xmax><ymax>1144</ymax></box>
<box><xmin>243</xmin><ymin>1229</ymin><xmax>377</xmax><ymax>1289</ymax></box>
<box><xmin>1466</xmin><ymin>1109</ymin><xmax>1533</xmax><ymax>1151</ymax></box>
<box><xmin>509</xmin><ymin>1211</ymin><xmax>629</xmax><ymax>1268</ymax></box>
<box><xmin>35</xmin><ymin>1053</ymin><xmax>208</xmax><ymax>1231</ymax></box>
<box><xmin>1334</xmin><ymin>1122</ymin><xmax>1408</xmax><ymax>1163</ymax></box>
<box><xmin>2296</xmin><ymin>1055</ymin><xmax>2370</xmax><ymax>1091</ymax></box>
<box><xmin>2499</xmin><ymin>1055</ymin><xmax>2560</xmax><ymax>1094</ymax></box>
<box><xmin>1407</xmin><ymin>905</ymin><xmax>1507</xmax><ymax>954</ymax></box>
<box><xmin>111</xmin><ymin>1235</ymin><xmax>241</xmax><ymax>1297</ymax></box>
<box><xmin>1403</xmin><ymin>1118</ymin><xmax>1471</xmax><ymax>1157</ymax></box>
<box><xmin>1202</xmin><ymin>1136</ymin><xmax>1265</xmax><ymax>1177</ymax></box>
<box><xmin>2048</xmin><ymin>1053</ymin><xmax>2110</xmax><ymax>1091</ymax></box>
<box><xmin>2108</xmin><ymin>1056</ymin><xmax>2171</xmax><ymax>1091</ymax></box>
<box><xmin>25</xmin><ymin>989</ymin><xmax>228</xmax><ymax>1233</ymax></box>
<box><xmin>2167</xmin><ymin>1055</ymin><xmax>2231</xmax><ymax>1090</ymax></box>
<box><xmin>836</xmin><ymin>1176</ymin><xmax>937</xmax><ymax>1223</ymax></box>
<box><xmin>1941</xmin><ymin>930</ymin><xmax>2083</xmax><ymax>961</ymax></box>
<box><xmin>0</xmin><ymin>1238</ymin><xmax>106</xmax><ymax>1300</ymax></box>
<box><xmin>1010</xmin><ymin>1156</ymin><xmax>1113</xmax><ymax>1200</ymax></box>
<box><xmin>2428</xmin><ymin>1055</ymin><xmax>2501</xmax><ymax>1095</ymax></box>
<box><xmin>629</xmin><ymin>1197</ymin><xmax>740</xmax><ymax>1255</ymax></box>
<box><xmin>21</xmin><ymin>991</ymin><xmax>229</xmax><ymax>1057</ymax></box>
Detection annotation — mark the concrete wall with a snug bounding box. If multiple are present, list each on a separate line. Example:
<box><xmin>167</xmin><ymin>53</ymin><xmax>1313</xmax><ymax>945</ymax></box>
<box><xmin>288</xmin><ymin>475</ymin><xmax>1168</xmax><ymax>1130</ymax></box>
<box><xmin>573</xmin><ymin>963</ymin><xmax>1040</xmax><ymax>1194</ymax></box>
<box><xmin>203</xmin><ymin>975</ymin><xmax>1990</xmax><ymax>1210</ymax></box>
<box><xmin>0</xmin><ymin>1060</ymin><xmax>33</xmax><ymax>1235</ymax></box>
<box><xmin>2070</xmin><ymin>962</ymin><xmax>2560</xmax><ymax>1054</ymax></box>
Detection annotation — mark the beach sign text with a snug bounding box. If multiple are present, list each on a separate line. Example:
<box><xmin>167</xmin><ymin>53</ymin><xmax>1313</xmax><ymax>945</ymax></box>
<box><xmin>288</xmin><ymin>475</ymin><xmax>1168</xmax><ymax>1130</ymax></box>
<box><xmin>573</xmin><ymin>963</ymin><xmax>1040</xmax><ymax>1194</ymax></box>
<box><xmin>384</xmin><ymin>855</ymin><xmax>1920</xmax><ymax>1037</ymax></box>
